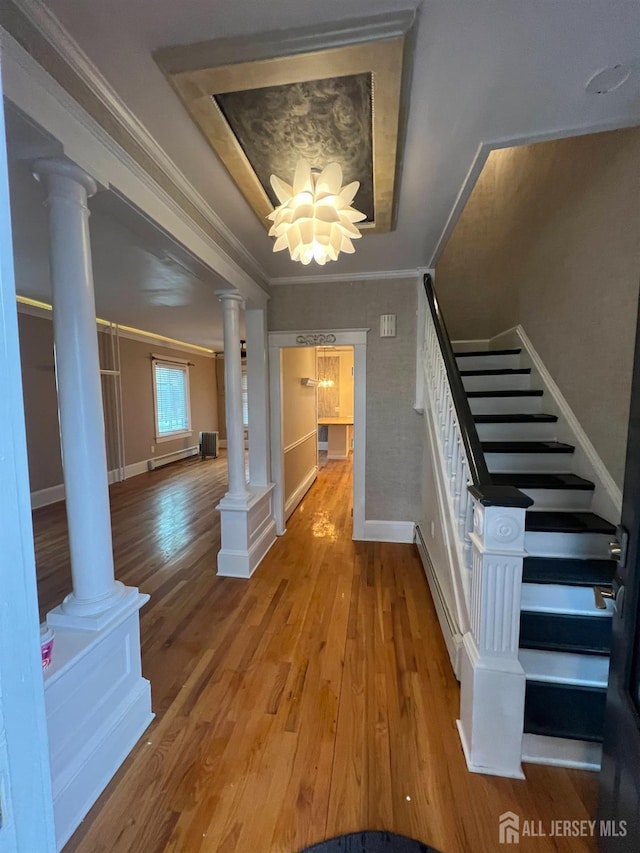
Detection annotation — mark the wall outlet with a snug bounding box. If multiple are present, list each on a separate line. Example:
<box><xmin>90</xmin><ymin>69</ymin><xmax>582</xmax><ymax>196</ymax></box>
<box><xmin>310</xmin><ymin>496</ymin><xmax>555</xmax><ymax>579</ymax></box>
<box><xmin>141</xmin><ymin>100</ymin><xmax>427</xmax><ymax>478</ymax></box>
<box><xmin>430</xmin><ymin>521</ymin><xmax>435</xmax><ymax>539</ymax></box>
<box><xmin>151</xmin><ymin>445</ymin><xmax>155</xmax><ymax>453</ymax></box>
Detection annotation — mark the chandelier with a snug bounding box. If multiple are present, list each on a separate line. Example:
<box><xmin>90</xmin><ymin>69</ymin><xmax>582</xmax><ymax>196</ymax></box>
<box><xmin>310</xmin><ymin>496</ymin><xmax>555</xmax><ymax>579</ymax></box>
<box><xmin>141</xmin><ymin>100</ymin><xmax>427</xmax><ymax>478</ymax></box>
<box><xmin>267</xmin><ymin>160</ymin><xmax>366</xmax><ymax>265</ymax></box>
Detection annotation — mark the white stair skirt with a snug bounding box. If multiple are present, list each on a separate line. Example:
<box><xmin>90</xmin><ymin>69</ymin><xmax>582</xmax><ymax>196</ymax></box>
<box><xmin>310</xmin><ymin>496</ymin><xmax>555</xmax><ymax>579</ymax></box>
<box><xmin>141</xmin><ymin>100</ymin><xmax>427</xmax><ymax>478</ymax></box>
<box><xmin>44</xmin><ymin>590</ymin><xmax>153</xmax><ymax>850</ymax></box>
<box><xmin>522</xmin><ymin>733</ymin><xmax>602</xmax><ymax>772</ymax></box>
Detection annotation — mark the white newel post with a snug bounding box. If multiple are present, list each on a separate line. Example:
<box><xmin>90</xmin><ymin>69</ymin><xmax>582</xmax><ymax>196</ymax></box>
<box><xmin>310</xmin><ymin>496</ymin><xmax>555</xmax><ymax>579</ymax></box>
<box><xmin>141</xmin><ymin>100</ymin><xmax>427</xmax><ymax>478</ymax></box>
<box><xmin>216</xmin><ymin>292</ymin><xmax>276</xmax><ymax>578</ymax></box>
<box><xmin>32</xmin><ymin>158</ymin><xmax>153</xmax><ymax>850</ymax></box>
<box><xmin>32</xmin><ymin>158</ymin><xmax>124</xmax><ymax>620</ymax></box>
<box><xmin>457</xmin><ymin>497</ymin><xmax>527</xmax><ymax>778</ymax></box>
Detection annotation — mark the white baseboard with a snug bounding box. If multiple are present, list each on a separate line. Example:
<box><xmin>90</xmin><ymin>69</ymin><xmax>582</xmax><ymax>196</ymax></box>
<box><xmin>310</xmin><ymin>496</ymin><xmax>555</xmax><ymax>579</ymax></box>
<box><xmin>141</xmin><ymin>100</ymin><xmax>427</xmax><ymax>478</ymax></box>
<box><xmin>284</xmin><ymin>465</ymin><xmax>318</xmax><ymax>522</ymax></box>
<box><xmin>415</xmin><ymin>523</ymin><xmax>463</xmax><ymax>678</ymax></box>
<box><xmin>360</xmin><ymin>519</ymin><xmax>415</xmax><ymax>543</ymax></box>
<box><xmin>31</xmin><ymin>451</ymin><xmax>199</xmax><ymax>509</ymax></box>
<box><xmin>31</xmin><ymin>482</ymin><xmax>66</xmax><ymax>509</ymax></box>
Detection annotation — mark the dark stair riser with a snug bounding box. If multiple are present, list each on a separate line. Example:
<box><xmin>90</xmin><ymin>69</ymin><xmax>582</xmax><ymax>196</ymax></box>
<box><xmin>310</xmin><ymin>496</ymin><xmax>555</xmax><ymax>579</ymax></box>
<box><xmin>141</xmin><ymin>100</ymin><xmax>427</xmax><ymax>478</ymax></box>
<box><xmin>523</xmin><ymin>556</ymin><xmax>616</xmax><ymax>587</ymax></box>
<box><xmin>466</xmin><ymin>390</ymin><xmax>543</xmax><ymax>398</ymax></box>
<box><xmin>520</xmin><ymin>611</ymin><xmax>612</xmax><ymax>656</ymax></box>
<box><xmin>524</xmin><ymin>681</ymin><xmax>606</xmax><ymax>743</ymax></box>
<box><xmin>525</xmin><ymin>511</ymin><xmax>615</xmax><ymax>535</ymax></box>
<box><xmin>455</xmin><ymin>348</ymin><xmax>522</xmax><ymax>358</ymax></box>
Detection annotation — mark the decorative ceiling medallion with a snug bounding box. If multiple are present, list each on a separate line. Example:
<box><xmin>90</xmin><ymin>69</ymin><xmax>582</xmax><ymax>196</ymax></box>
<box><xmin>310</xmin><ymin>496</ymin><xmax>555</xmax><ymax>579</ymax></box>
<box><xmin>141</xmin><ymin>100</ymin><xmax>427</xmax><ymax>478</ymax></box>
<box><xmin>154</xmin><ymin>17</ymin><xmax>410</xmax><ymax>234</ymax></box>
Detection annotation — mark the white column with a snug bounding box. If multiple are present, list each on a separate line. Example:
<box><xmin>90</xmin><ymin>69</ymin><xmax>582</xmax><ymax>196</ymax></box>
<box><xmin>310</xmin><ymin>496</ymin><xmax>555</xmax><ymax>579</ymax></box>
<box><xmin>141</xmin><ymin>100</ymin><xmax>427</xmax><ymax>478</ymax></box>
<box><xmin>32</xmin><ymin>158</ymin><xmax>124</xmax><ymax>619</ymax></box>
<box><xmin>217</xmin><ymin>290</ymin><xmax>248</xmax><ymax>501</ymax></box>
<box><xmin>245</xmin><ymin>307</ymin><xmax>270</xmax><ymax>487</ymax></box>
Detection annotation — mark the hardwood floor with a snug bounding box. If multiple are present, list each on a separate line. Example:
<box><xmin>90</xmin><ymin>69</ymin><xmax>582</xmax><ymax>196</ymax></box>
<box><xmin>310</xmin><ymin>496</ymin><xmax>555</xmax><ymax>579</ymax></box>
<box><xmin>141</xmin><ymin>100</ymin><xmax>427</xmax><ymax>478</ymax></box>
<box><xmin>32</xmin><ymin>456</ymin><xmax>598</xmax><ymax>852</ymax></box>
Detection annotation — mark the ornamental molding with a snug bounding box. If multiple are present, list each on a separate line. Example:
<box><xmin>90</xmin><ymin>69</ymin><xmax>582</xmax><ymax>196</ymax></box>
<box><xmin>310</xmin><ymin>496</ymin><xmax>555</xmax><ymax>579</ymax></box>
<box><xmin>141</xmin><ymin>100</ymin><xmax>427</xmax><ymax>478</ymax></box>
<box><xmin>296</xmin><ymin>333</ymin><xmax>337</xmax><ymax>346</ymax></box>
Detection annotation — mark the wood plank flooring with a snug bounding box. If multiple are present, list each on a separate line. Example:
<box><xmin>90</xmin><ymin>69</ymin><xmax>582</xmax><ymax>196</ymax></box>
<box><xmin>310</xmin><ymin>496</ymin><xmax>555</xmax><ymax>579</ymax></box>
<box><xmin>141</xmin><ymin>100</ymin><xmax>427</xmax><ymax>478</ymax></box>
<box><xmin>32</xmin><ymin>456</ymin><xmax>598</xmax><ymax>852</ymax></box>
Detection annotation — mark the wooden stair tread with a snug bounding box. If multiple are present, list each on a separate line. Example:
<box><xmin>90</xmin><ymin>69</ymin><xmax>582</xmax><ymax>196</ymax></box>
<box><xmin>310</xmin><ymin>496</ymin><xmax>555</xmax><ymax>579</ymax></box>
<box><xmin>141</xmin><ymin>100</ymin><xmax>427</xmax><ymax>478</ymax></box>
<box><xmin>466</xmin><ymin>389</ymin><xmax>543</xmax><ymax>398</ymax></box>
<box><xmin>492</xmin><ymin>473</ymin><xmax>594</xmax><ymax>490</ymax></box>
<box><xmin>482</xmin><ymin>441</ymin><xmax>575</xmax><ymax>454</ymax></box>
<box><xmin>460</xmin><ymin>367</ymin><xmax>531</xmax><ymax>377</ymax></box>
<box><xmin>454</xmin><ymin>348</ymin><xmax>522</xmax><ymax>357</ymax></box>
<box><xmin>474</xmin><ymin>413</ymin><xmax>557</xmax><ymax>423</ymax></box>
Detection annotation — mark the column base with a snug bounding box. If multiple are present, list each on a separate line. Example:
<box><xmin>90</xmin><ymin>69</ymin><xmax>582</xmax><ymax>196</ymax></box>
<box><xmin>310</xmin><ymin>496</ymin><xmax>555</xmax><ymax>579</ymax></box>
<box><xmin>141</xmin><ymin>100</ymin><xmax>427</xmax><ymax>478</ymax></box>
<box><xmin>47</xmin><ymin>582</ymin><xmax>139</xmax><ymax>632</ymax></box>
<box><xmin>457</xmin><ymin>632</ymin><xmax>526</xmax><ymax>779</ymax></box>
<box><xmin>44</xmin><ymin>587</ymin><xmax>153</xmax><ymax>850</ymax></box>
<box><xmin>216</xmin><ymin>484</ymin><xmax>277</xmax><ymax>579</ymax></box>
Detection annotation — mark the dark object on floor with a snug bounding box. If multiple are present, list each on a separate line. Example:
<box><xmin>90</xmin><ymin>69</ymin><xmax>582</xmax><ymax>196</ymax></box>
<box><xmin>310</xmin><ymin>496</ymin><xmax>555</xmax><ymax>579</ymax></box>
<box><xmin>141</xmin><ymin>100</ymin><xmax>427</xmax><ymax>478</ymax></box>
<box><xmin>300</xmin><ymin>831</ymin><xmax>439</xmax><ymax>853</ymax></box>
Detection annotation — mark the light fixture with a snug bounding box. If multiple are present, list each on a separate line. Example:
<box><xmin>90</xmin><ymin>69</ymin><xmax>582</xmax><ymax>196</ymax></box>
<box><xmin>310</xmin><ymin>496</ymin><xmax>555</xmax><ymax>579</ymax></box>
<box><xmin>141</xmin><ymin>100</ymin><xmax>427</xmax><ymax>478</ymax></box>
<box><xmin>318</xmin><ymin>379</ymin><xmax>335</xmax><ymax>388</ymax></box>
<box><xmin>267</xmin><ymin>160</ymin><xmax>366</xmax><ymax>265</ymax></box>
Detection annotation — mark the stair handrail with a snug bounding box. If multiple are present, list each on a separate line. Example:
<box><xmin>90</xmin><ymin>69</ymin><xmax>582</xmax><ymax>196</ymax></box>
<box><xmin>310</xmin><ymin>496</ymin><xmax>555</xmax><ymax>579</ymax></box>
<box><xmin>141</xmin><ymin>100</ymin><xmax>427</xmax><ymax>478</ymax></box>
<box><xmin>421</xmin><ymin>272</ymin><xmax>532</xmax><ymax>777</ymax></box>
<box><xmin>422</xmin><ymin>273</ymin><xmax>531</xmax><ymax>509</ymax></box>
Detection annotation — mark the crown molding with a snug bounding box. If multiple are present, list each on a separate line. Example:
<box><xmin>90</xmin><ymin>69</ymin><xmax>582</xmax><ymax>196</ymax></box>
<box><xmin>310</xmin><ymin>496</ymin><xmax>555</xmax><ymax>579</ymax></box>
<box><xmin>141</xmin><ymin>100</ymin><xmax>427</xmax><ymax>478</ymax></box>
<box><xmin>268</xmin><ymin>268</ymin><xmax>420</xmax><ymax>286</ymax></box>
<box><xmin>10</xmin><ymin>0</ymin><xmax>268</xmax><ymax>289</ymax></box>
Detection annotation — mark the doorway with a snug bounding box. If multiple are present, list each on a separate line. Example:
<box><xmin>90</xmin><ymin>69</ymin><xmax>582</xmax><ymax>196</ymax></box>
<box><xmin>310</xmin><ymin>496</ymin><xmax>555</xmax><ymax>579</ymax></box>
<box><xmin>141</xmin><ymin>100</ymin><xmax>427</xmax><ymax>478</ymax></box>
<box><xmin>268</xmin><ymin>329</ymin><xmax>368</xmax><ymax>539</ymax></box>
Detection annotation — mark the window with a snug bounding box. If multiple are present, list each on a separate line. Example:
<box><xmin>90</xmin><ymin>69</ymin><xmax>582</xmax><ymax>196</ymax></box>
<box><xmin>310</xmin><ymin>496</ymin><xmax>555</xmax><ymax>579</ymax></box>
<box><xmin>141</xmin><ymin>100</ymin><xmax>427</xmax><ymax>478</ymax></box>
<box><xmin>152</xmin><ymin>359</ymin><xmax>191</xmax><ymax>440</ymax></box>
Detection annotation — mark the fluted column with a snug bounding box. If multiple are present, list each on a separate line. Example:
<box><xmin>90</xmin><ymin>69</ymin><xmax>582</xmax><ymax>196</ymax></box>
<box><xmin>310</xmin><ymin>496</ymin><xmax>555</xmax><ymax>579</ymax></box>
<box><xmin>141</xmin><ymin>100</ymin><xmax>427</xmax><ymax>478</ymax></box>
<box><xmin>33</xmin><ymin>158</ymin><xmax>124</xmax><ymax>619</ymax></box>
<box><xmin>217</xmin><ymin>290</ymin><xmax>248</xmax><ymax>501</ymax></box>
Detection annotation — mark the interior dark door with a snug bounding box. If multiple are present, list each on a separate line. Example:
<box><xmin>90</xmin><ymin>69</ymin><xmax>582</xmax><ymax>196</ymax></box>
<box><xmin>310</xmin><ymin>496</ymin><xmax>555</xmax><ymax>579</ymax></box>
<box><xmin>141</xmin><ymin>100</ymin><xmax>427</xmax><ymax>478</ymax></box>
<box><xmin>598</xmin><ymin>299</ymin><xmax>640</xmax><ymax>851</ymax></box>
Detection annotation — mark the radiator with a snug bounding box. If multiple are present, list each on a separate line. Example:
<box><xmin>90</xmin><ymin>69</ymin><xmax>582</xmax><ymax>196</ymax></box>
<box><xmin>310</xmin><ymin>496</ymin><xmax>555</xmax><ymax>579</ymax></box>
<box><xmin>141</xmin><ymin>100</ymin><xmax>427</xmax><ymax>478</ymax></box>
<box><xmin>199</xmin><ymin>431</ymin><xmax>219</xmax><ymax>459</ymax></box>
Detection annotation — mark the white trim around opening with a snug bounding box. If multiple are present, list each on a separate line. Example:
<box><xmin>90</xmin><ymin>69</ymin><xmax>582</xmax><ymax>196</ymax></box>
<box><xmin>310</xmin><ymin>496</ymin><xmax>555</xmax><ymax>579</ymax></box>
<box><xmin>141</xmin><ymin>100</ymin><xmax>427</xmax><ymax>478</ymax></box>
<box><xmin>268</xmin><ymin>329</ymin><xmax>368</xmax><ymax>540</ymax></box>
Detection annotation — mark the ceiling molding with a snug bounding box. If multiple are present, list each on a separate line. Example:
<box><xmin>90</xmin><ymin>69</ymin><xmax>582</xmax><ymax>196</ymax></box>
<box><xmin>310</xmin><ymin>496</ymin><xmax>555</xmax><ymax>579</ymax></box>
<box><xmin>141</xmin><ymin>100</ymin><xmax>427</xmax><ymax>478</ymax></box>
<box><xmin>268</xmin><ymin>268</ymin><xmax>420</xmax><ymax>286</ymax></box>
<box><xmin>15</xmin><ymin>298</ymin><xmax>220</xmax><ymax>356</ymax></box>
<box><xmin>155</xmin><ymin>17</ymin><xmax>412</xmax><ymax>234</ymax></box>
<box><xmin>7</xmin><ymin>0</ymin><xmax>268</xmax><ymax>289</ymax></box>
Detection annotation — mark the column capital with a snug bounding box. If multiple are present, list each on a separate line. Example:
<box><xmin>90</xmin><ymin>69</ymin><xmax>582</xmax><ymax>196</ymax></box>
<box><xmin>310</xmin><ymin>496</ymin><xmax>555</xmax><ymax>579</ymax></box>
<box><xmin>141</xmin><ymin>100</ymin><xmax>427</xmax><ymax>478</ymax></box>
<box><xmin>216</xmin><ymin>289</ymin><xmax>245</xmax><ymax>307</ymax></box>
<box><xmin>32</xmin><ymin>157</ymin><xmax>97</xmax><ymax>198</ymax></box>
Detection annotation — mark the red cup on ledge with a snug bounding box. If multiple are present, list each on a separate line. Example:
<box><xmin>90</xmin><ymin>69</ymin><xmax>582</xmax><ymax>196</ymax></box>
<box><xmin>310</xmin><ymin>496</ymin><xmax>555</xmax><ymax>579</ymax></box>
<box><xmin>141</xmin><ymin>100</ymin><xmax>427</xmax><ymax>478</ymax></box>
<box><xmin>40</xmin><ymin>624</ymin><xmax>54</xmax><ymax>671</ymax></box>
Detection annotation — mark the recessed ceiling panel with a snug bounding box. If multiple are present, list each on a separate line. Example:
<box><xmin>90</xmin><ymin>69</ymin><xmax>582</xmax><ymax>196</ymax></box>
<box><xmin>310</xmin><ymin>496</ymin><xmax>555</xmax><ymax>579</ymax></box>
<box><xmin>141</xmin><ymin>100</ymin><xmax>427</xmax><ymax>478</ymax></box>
<box><xmin>213</xmin><ymin>73</ymin><xmax>374</xmax><ymax>221</ymax></box>
<box><xmin>155</xmin><ymin>30</ymin><xmax>407</xmax><ymax>233</ymax></box>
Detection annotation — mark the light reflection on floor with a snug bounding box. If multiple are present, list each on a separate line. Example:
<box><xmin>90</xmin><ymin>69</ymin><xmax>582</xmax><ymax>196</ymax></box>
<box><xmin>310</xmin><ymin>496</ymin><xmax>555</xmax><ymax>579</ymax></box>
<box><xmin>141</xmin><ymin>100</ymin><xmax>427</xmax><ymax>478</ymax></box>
<box><xmin>152</xmin><ymin>486</ymin><xmax>191</xmax><ymax>557</ymax></box>
<box><xmin>311</xmin><ymin>510</ymin><xmax>338</xmax><ymax>540</ymax></box>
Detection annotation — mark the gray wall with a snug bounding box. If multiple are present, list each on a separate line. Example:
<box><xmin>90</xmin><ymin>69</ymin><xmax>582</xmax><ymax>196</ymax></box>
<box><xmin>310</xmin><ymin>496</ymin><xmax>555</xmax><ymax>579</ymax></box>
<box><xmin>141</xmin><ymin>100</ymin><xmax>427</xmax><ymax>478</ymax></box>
<box><xmin>268</xmin><ymin>278</ymin><xmax>422</xmax><ymax>521</ymax></box>
<box><xmin>436</xmin><ymin>128</ymin><xmax>640</xmax><ymax>488</ymax></box>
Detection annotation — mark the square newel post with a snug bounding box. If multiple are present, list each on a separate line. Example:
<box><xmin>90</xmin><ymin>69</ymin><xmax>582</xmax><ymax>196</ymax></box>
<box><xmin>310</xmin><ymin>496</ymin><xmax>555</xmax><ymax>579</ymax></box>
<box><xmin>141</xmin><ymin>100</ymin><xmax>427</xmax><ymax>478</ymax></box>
<box><xmin>457</xmin><ymin>486</ymin><xmax>532</xmax><ymax>779</ymax></box>
<box><xmin>215</xmin><ymin>293</ymin><xmax>276</xmax><ymax>578</ymax></box>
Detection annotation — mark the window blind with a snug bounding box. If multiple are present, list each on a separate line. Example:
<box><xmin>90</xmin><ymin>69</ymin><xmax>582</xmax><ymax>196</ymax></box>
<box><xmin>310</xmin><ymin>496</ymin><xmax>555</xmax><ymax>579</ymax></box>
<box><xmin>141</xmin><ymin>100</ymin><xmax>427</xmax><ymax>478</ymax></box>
<box><xmin>154</xmin><ymin>363</ymin><xmax>190</xmax><ymax>435</ymax></box>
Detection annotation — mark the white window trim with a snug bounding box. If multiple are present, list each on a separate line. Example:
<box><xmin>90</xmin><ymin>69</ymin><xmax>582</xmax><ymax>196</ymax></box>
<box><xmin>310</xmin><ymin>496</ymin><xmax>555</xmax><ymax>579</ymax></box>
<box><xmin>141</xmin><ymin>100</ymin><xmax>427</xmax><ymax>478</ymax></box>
<box><xmin>152</xmin><ymin>357</ymin><xmax>192</xmax><ymax>442</ymax></box>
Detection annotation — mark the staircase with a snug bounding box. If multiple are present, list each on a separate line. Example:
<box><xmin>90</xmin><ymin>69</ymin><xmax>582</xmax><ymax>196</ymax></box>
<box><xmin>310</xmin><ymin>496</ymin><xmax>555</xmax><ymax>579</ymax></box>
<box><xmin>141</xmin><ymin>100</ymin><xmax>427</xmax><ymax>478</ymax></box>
<box><xmin>456</xmin><ymin>346</ymin><xmax>616</xmax><ymax>768</ymax></box>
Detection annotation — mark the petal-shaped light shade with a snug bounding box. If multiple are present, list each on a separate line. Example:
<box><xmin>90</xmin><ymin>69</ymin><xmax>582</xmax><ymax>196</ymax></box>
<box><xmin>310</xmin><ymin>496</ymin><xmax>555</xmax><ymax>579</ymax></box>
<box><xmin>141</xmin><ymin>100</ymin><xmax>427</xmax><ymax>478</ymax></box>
<box><xmin>267</xmin><ymin>159</ymin><xmax>366</xmax><ymax>265</ymax></box>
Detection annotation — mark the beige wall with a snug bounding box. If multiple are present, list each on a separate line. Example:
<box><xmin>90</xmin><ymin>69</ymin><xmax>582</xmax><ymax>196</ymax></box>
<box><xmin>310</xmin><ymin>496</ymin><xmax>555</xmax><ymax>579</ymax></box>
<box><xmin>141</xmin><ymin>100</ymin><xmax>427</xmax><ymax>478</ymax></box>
<box><xmin>282</xmin><ymin>346</ymin><xmax>318</xmax><ymax>516</ymax></box>
<box><xmin>18</xmin><ymin>310</ymin><xmax>218</xmax><ymax>493</ymax></box>
<box><xmin>436</xmin><ymin>128</ymin><xmax>640</xmax><ymax>487</ymax></box>
<box><xmin>18</xmin><ymin>313</ymin><xmax>63</xmax><ymax>492</ymax></box>
<box><xmin>269</xmin><ymin>278</ymin><xmax>422</xmax><ymax>522</ymax></box>
<box><xmin>119</xmin><ymin>336</ymin><xmax>217</xmax><ymax>466</ymax></box>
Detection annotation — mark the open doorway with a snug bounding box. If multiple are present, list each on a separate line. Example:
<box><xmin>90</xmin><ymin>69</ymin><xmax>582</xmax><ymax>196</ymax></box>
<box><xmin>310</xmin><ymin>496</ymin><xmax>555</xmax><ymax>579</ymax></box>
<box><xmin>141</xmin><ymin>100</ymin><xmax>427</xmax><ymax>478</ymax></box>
<box><xmin>268</xmin><ymin>329</ymin><xmax>368</xmax><ymax>539</ymax></box>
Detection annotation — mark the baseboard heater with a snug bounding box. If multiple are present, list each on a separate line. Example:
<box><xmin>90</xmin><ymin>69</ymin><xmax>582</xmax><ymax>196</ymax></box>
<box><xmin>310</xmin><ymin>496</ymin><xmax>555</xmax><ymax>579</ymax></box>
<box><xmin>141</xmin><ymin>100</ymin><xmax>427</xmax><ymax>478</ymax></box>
<box><xmin>147</xmin><ymin>445</ymin><xmax>199</xmax><ymax>471</ymax></box>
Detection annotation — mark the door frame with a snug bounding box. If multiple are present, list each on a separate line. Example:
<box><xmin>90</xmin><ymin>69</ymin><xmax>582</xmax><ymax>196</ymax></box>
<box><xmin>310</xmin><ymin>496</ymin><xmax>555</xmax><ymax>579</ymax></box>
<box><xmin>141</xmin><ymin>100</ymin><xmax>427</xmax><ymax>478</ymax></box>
<box><xmin>268</xmin><ymin>329</ymin><xmax>368</xmax><ymax>539</ymax></box>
